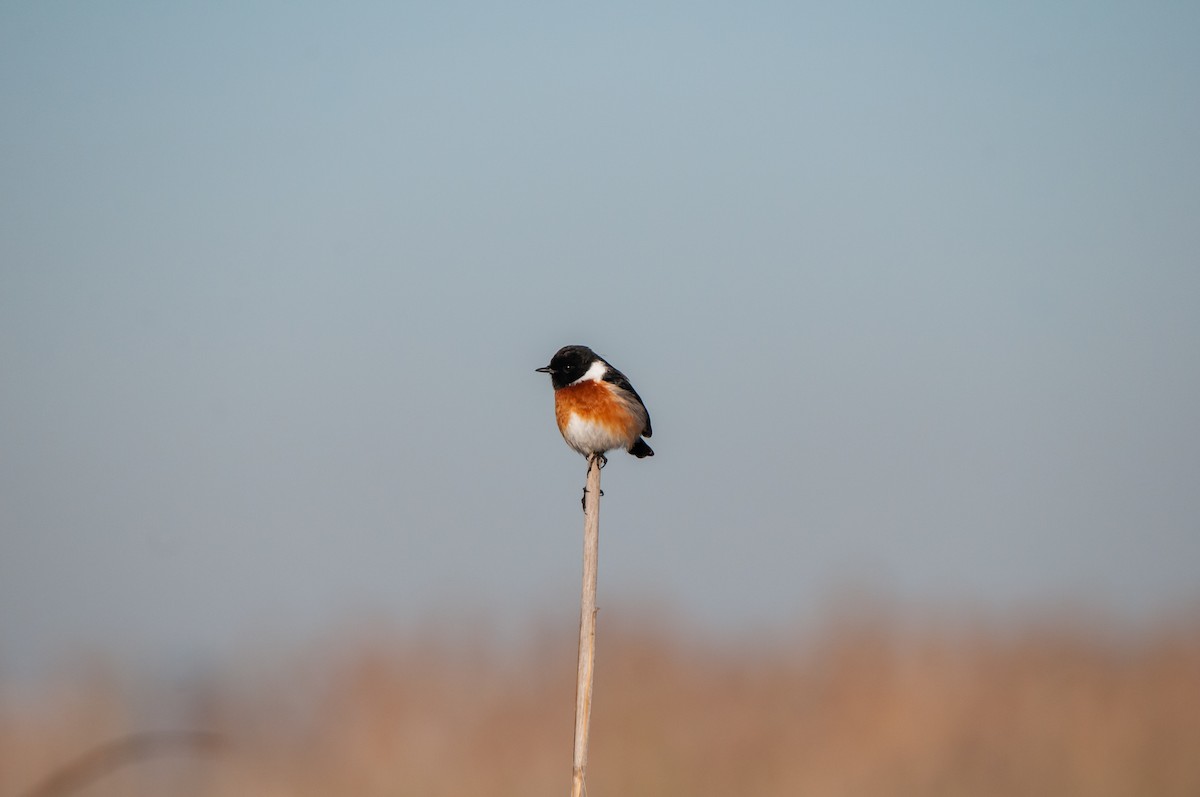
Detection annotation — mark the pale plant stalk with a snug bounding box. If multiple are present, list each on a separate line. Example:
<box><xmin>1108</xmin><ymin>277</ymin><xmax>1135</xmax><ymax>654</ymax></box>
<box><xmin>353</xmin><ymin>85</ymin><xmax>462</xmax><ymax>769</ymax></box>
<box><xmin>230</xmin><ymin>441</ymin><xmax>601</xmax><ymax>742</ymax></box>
<box><xmin>571</xmin><ymin>453</ymin><xmax>602</xmax><ymax>797</ymax></box>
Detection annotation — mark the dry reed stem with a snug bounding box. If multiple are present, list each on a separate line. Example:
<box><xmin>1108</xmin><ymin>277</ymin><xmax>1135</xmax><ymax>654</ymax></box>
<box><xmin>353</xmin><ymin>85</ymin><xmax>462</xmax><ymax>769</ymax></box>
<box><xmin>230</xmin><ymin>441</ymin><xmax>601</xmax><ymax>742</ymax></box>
<box><xmin>19</xmin><ymin>731</ymin><xmax>225</xmax><ymax>797</ymax></box>
<box><xmin>571</xmin><ymin>454</ymin><xmax>602</xmax><ymax>797</ymax></box>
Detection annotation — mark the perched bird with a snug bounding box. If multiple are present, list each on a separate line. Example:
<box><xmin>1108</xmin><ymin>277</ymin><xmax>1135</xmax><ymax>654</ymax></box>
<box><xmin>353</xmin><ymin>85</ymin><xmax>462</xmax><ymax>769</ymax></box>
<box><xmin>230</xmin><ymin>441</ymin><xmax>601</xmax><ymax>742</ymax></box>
<box><xmin>537</xmin><ymin>345</ymin><xmax>654</xmax><ymax>463</ymax></box>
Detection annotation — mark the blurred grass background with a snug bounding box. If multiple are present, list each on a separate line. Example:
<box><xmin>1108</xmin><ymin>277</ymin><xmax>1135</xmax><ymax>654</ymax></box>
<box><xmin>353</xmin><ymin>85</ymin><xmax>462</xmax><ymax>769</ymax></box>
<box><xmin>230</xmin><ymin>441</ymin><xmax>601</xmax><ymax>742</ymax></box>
<box><xmin>4</xmin><ymin>609</ymin><xmax>1198</xmax><ymax>797</ymax></box>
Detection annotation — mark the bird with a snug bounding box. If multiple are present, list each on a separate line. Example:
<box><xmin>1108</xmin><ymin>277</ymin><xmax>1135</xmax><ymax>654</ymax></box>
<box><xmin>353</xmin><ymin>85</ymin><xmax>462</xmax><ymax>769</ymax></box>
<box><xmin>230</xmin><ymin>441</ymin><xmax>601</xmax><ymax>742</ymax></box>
<box><xmin>536</xmin><ymin>345</ymin><xmax>654</xmax><ymax>465</ymax></box>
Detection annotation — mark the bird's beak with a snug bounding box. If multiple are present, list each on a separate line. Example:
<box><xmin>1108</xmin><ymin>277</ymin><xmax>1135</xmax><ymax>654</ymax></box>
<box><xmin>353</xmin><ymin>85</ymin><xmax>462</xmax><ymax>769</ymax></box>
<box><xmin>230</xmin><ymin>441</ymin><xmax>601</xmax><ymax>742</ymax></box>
<box><xmin>535</xmin><ymin>366</ymin><xmax>553</xmax><ymax>374</ymax></box>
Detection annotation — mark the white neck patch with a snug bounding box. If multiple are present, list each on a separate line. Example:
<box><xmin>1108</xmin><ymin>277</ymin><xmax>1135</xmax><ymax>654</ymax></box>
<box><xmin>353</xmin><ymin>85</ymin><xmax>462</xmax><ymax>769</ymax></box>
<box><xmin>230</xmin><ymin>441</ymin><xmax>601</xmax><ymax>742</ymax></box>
<box><xmin>569</xmin><ymin>359</ymin><xmax>608</xmax><ymax>385</ymax></box>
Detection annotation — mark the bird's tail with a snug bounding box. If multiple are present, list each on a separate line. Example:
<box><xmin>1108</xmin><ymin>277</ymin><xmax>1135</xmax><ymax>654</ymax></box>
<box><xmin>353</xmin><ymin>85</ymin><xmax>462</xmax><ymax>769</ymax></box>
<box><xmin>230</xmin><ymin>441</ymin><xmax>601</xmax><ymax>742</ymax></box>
<box><xmin>628</xmin><ymin>438</ymin><xmax>654</xmax><ymax>458</ymax></box>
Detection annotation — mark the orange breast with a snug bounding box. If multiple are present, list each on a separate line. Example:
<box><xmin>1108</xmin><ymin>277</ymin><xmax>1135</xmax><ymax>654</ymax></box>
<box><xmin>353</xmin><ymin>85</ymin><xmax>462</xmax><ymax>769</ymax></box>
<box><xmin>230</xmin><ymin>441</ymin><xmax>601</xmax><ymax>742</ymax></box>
<box><xmin>554</xmin><ymin>380</ymin><xmax>640</xmax><ymax>438</ymax></box>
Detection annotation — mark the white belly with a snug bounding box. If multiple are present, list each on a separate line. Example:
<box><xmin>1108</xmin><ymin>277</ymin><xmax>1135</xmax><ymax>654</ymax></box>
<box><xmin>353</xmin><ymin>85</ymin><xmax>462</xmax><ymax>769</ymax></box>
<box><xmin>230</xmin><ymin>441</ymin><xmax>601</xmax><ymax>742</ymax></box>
<box><xmin>562</xmin><ymin>413</ymin><xmax>628</xmax><ymax>455</ymax></box>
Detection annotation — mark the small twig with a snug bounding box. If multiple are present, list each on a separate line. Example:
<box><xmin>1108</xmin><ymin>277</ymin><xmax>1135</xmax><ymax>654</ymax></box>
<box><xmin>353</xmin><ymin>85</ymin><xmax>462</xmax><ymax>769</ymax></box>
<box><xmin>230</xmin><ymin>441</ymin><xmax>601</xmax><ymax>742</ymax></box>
<box><xmin>20</xmin><ymin>730</ymin><xmax>226</xmax><ymax>797</ymax></box>
<box><xmin>571</xmin><ymin>453</ymin><xmax>602</xmax><ymax>797</ymax></box>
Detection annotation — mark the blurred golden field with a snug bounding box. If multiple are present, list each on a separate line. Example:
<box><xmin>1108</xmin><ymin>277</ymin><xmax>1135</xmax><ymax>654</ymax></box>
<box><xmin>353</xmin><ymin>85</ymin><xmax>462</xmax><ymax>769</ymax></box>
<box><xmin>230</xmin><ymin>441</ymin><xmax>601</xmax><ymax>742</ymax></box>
<box><xmin>3</xmin><ymin>609</ymin><xmax>1199</xmax><ymax>797</ymax></box>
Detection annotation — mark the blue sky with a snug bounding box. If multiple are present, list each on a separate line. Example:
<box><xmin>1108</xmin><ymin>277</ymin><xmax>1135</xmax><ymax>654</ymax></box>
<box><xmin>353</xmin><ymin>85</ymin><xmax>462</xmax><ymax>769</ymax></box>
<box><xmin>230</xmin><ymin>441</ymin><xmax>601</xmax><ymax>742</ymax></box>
<box><xmin>2</xmin><ymin>3</ymin><xmax>1199</xmax><ymax>677</ymax></box>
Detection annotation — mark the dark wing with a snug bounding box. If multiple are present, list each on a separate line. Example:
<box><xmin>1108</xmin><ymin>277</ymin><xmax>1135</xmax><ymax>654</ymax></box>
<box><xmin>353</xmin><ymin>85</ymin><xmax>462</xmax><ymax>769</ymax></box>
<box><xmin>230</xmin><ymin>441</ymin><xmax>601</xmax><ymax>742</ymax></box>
<box><xmin>603</xmin><ymin>366</ymin><xmax>652</xmax><ymax>437</ymax></box>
